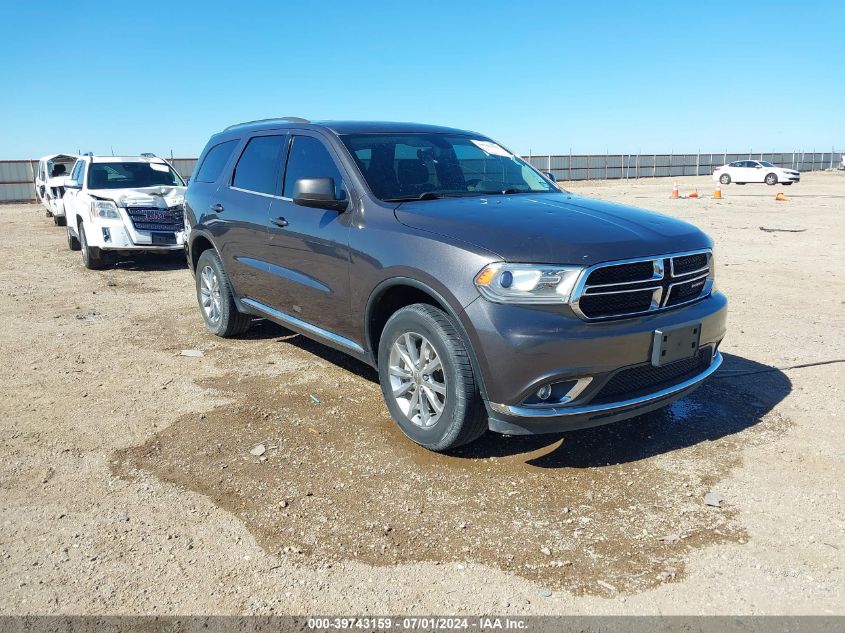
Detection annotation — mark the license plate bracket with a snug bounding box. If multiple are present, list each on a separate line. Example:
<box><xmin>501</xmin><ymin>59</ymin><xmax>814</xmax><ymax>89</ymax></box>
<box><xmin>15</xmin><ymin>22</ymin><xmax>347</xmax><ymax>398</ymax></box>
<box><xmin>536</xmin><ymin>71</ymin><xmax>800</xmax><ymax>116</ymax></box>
<box><xmin>151</xmin><ymin>232</ymin><xmax>176</xmax><ymax>245</ymax></box>
<box><xmin>651</xmin><ymin>324</ymin><xmax>701</xmax><ymax>367</ymax></box>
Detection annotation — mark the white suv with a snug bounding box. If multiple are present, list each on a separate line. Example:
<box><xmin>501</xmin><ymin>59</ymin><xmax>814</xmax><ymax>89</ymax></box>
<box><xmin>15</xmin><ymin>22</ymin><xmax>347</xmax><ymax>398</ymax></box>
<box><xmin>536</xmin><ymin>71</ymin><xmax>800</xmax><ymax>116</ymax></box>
<box><xmin>63</xmin><ymin>154</ymin><xmax>187</xmax><ymax>269</ymax></box>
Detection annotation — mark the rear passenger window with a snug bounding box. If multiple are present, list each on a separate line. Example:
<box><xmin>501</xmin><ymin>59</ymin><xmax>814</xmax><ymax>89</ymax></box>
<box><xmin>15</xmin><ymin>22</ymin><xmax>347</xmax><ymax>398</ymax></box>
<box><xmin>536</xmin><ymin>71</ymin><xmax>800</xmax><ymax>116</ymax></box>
<box><xmin>283</xmin><ymin>136</ymin><xmax>345</xmax><ymax>199</ymax></box>
<box><xmin>195</xmin><ymin>140</ymin><xmax>238</xmax><ymax>183</ymax></box>
<box><xmin>232</xmin><ymin>136</ymin><xmax>285</xmax><ymax>195</ymax></box>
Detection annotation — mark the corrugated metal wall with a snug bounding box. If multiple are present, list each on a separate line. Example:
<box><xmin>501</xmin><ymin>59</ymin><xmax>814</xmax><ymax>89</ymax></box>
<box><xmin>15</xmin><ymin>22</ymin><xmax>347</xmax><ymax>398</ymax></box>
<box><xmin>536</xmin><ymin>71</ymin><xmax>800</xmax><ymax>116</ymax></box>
<box><xmin>1</xmin><ymin>151</ymin><xmax>841</xmax><ymax>202</ymax></box>
<box><xmin>525</xmin><ymin>151</ymin><xmax>844</xmax><ymax>182</ymax></box>
<box><xmin>0</xmin><ymin>158</ymin><xmax>198</xmax><ymax>203</ymax></box>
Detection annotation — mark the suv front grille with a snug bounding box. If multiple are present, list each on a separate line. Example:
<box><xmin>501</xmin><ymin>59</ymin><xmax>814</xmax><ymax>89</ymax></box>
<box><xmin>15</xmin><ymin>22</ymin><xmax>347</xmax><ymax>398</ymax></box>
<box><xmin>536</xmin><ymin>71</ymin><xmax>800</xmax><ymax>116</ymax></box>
<box><xmin>573</xmin><ymin>250</ymin><xmax>712</xmax><ymax>319</ymax></box>
<box><xmin>590</xmin><ymin>348</ymin><xmax>712</xmax><ymax>404</ymax></box>
<box><xmin>125</xmin><ymin>205</ymin><xmax>184</xmax><ymax>232</ymax></box>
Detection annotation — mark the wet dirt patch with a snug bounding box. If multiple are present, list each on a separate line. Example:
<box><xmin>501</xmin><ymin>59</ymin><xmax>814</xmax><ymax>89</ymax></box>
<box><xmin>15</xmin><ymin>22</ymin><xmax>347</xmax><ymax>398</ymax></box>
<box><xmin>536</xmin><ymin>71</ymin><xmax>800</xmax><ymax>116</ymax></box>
<box><xmin>113</xmin><ymin>322</ymin><xmax>792</xmax><ymax>596</ymax></box>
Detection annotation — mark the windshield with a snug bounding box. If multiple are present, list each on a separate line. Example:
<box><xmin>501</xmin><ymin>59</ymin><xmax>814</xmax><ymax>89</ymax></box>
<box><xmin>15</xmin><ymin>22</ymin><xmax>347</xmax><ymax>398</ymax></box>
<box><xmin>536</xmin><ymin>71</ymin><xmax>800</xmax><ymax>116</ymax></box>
<box><xmin>340</xmin><ymin>134</ymin><xmax>557</xmax><ymax>201</ymax></box>
<box><xmin>87</xmin><ymin>161</ymin><xmax>184</xmax><ymax>189</ymax></box>
<box><xmin>760</xmin><ymin>161</ymin><xmax>775</xmax><ymax>167</ymax></box>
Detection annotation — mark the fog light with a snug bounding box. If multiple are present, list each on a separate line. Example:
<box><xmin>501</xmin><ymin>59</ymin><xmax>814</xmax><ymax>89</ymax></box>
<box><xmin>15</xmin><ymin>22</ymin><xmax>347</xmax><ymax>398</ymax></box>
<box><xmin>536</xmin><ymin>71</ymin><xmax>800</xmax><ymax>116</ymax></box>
<box><xmin>102</xmin><ymin>227</ymin><xmax>111</xmax><ymax>243</ymax></box>
<box><xmin>536</xmin><ymin>384</ymin><xmax>552</xmax><ymax>401</ymax></box>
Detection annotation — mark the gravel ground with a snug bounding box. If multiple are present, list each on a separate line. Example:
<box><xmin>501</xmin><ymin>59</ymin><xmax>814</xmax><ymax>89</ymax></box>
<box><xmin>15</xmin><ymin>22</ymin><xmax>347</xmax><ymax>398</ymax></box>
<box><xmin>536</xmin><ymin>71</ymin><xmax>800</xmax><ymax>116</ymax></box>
<box><xmin>0</xmin><ymin>172</ymin><xmax>843</xmax><ymax>615</ymax></box>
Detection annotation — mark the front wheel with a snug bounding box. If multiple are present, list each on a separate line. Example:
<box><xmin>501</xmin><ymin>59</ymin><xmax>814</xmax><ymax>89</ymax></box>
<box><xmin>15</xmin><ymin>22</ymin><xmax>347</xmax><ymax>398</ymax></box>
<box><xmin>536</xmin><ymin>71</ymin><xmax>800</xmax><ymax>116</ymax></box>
<box><xmin>79</xmin><ymin>224</ymin><xmax>106</xmax><ymax>269</ymax></box>
<box><xmin>377</xmin><ymin>303</ymin><xmax>487</xmax><ymax>452</ymax></box>
<box><xmin>719</xmin><ymin>173</ymin><xmax>731</xmax><ymax>185</ymax></box>
<box><xmin>195</xmin><ymin>249</ymin><xmax>252</xmax><ymax>337</ymax></box>
<box><xmin>765</xmin><ymin>173</ymin><xmax>778</xmax><ymax>185</ymax></box>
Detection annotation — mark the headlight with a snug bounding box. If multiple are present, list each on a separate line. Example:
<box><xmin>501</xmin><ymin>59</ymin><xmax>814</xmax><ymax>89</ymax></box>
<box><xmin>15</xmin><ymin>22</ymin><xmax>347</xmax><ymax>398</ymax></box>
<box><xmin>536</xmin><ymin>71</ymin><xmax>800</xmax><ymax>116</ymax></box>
<box><xmin>474</xmin><ymin>263</ymin><xmax>584</xmax><ymax>304</ymax></box>
<box><xmin>91</xmin><ymin>200</ymin><xmax>119</xmax><ymax>220</ymax></box>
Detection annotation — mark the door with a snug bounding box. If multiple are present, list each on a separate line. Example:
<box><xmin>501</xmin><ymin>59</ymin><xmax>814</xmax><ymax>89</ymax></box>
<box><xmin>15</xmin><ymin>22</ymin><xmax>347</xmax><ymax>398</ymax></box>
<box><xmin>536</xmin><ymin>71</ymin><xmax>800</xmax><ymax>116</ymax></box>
<box><xmin>64</xmin><ymin>159</ymin><xmax>86</xmax><ymax>222</ymax></box>
<box><xmin>747</xmin><ymin>160</ymin><xmax>765</xmax><ymax>182</ymax></box>
<box><xmin>213</xmin><ymin>134</ymin><xmax>287</xmax><ymax>304</ymax></box>
<box><xmin>263</xmin><ymin>133</ymin><xmax>354</xmax><ymax>339</ymax></box>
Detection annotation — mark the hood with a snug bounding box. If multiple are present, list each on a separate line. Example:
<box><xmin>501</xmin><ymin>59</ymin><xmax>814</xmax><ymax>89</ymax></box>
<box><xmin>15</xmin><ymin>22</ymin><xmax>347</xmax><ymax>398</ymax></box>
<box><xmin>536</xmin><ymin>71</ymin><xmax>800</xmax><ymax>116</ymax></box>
<box><xmin>394</xmin><ymin>193</ymin><xmax>711</xmax><ymax>265</ymax></box>
<box><xmin>89</xmin><ymin>185</ymin><xmax>186</xmax><ymax>207</ymax></box>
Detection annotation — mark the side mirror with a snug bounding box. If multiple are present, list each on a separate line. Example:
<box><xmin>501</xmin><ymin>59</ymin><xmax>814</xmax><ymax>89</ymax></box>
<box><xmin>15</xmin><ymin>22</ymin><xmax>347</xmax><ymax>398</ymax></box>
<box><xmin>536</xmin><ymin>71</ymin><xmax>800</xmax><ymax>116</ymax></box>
<box><xmin>755</xmin><ymin>165</ymin><xmax>763</xmax><ymax>169</ymax></box>
<box><xmin>543</xmin><ymin>171</ymin><xmax>557</xmax><ymax>182</ymax></box>
<box><xmin>293</xmin><ymin>178</ymin><xmax>348</xmax><ymax>211</ymax></box>
<box><xmin>63</xmin><ymin>177</ymin><xmax>81</xmax><ymax>189</ymax></box>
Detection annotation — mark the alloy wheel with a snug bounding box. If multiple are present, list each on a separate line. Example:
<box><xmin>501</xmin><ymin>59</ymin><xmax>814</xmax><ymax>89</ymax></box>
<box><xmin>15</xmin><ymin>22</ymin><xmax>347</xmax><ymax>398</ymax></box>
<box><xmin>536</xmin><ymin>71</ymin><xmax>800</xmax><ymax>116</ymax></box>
<box><xmin>199</xmin><ymin>265</ymin><xmax>222</xmax><ymax>324</ymax></box>
<box><xmin>388</xmin><ymin>331</ymin><xmax>447</xmax><ymax>428</ymax></box>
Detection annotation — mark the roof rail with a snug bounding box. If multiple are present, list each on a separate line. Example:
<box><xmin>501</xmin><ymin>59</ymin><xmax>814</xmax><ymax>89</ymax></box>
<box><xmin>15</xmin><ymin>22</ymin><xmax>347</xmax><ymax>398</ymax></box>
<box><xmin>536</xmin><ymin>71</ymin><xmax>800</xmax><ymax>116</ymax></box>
<box><xmin>223</xmin><ymin>117</ymin><xmax>310</xmax><ymax>131</ymax></box>
<box><xmin>140</xmin><ymin>152</ymin><xmax>157</xmax><ymax>158</ymax></box>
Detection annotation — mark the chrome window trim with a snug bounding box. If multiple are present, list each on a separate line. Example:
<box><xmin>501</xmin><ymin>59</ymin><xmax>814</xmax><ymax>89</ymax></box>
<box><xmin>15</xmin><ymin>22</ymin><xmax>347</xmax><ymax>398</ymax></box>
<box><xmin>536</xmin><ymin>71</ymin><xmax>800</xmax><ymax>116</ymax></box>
<box><xmin>229</xmin><ymin>185</ymin><xmax>283</xmax><ymax>200</ymax></box>
<box><xmin>570</xmin><ymin>248</ymin><xmax>713</xmax><ymax>320</ymax></box>
<box><xmin>489</xmin><ymin>352</ymin><xmax>722</xmax><ymax>418</ymax></box>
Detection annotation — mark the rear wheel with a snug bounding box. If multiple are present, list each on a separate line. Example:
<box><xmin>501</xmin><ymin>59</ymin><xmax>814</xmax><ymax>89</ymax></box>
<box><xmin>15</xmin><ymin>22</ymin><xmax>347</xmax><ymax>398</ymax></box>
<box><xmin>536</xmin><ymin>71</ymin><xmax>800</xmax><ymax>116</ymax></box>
<box><xmin>719</xmin><ymin>173</ymin><xmax>731</xmax><ymax>185</ymax></box>
<box><xmin>79</xmin><ymin>224</ymin><xmax>106</xmax><ymax>269</ymax></box>
<box><xmin>377</xmin><ymin>303</ymin><xmax>487</xmax><ymax>452</ymax></box>
<box><xmin>195</xmin><ymin>249</ymin><xmax>252</xmax><ymax>337</ymax></box>
<box><xmin>765</xmin><ymin>173</ymin><xmax>778</xmax><ymax>185</ymax></box>
<box><xmin>53</xmin><ymin>214</ymin><xmax>66</xmax><ymax>226</ymax></box>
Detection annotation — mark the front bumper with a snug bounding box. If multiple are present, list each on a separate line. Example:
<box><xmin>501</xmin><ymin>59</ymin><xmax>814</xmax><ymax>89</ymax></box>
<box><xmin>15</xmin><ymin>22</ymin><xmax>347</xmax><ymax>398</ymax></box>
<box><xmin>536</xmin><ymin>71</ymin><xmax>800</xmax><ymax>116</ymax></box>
<box><xmin>461</xmin><ymin>291</ymin><xmax>728</xmax><ymax>435</ymax></box>
<box><xmin>80</xmin><ymin>217</ymin><xmax>185</xmax><ymax>251</ymax></box>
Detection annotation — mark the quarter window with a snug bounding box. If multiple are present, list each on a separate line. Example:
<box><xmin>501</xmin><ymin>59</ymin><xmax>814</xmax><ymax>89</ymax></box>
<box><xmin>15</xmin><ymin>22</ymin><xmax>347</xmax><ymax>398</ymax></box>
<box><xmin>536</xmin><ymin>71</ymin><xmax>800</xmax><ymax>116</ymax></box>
<box><xmin>232</xmin><ymin>136</ymin><xmax>286</xmax><ymax>195</ymax></box>
<box><xmin>283</xmin><ymin>136</ymin><xmax>345</xmax><ymax>199</ymax></box>
<box><xmin>195</xmin><ymin>139</ymin><xmax>238</xmax><ymax>184</ymax></box>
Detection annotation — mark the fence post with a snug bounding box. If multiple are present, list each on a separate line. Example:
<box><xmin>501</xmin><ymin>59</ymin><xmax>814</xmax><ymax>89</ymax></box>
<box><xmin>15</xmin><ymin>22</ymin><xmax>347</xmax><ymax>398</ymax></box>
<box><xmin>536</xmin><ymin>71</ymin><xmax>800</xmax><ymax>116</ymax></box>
<box><xmin>696</xmin><ymin>150</ymin><xmax>700</xmax><ymax>177</ymax></box>
<box><xmin>569</xmin><ymin>148</ymin><xmax>572</xmax><ymax>181</ymax></box>
<box><xmin>605</xmin><ymin>150</ymin><xmax>608</xmax><ymax>180</ymax></box>
<box><xmin>547</xmin><ymin>154</ymin><xmax>551</xmax><ymax>176</ymax></box>
<box><xmin>653</xmin><ymin>154</ymin><xmax>656</xmax><ymax>178</ymax></box>
<box><xmin>636</xmin><ymin>152</ymin><xmax>640</xmax><ymax>179</ymax></box>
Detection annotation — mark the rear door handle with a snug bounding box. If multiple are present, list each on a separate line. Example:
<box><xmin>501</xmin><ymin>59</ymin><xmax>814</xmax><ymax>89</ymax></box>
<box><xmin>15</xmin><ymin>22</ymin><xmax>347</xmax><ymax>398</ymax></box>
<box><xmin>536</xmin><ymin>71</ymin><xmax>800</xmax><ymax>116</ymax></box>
<box><xmin>210</xmin><ymin>203</ymin><xmax>224</xmax><ymax>212</ymax></box>
<box><xmin>270</xmin><ymin>216</ymin><xmax>289</xmax><ymax>227</ymax></box>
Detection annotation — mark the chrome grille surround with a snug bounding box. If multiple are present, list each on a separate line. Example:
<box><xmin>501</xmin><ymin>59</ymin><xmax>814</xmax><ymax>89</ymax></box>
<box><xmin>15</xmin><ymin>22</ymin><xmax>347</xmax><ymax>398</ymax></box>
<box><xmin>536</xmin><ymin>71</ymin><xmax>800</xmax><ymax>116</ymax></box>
<box><xmin>571</xmin><ymin>249</ymin><xmax>714</xmax><ymax>320</ymax></box>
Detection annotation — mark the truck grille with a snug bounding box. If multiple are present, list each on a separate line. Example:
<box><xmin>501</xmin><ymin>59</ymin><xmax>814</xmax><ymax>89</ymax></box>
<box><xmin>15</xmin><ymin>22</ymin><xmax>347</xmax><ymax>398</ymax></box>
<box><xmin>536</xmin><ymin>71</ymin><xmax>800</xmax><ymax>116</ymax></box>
<box><xmin>125</xmin><ymin>205</ymin><xmax>184</xmax><ymax>233</ymax></box>
<box><xmin>590</xmin><ymin>347</ymin><xmax>712</xmax><ymax>404</ymax></box>
<box><xmin>573</xmin><ymin>250</ymin><xmax>712</xmax><ymax>319</ymax></box>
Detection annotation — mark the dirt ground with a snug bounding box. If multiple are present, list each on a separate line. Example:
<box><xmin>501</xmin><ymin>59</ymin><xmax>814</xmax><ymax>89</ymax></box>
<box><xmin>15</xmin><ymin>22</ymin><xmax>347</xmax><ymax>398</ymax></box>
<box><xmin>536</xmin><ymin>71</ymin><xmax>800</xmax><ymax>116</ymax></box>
<box><xmin>1</xmin><ymin>172</ymin><xmax>843</xmax><ymax>615</ymax></box>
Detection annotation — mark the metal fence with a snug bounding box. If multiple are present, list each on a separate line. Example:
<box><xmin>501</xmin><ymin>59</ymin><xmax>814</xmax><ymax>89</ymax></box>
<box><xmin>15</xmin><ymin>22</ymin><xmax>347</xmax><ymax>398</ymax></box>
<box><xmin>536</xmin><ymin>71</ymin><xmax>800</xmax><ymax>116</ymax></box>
<box><xmin>0</xmin><ymin>158</ymin><xmax>199</xmax><ymax>203</ymax></box>
<box><xmin>524</xmin><ymin>150</ymin><xmax>844</xmax><ymax>182</ymax></box>
<box><xmin>1</xmin><ymin>151</ymin><xmax>842</xmax><ymax>203</ymax></box>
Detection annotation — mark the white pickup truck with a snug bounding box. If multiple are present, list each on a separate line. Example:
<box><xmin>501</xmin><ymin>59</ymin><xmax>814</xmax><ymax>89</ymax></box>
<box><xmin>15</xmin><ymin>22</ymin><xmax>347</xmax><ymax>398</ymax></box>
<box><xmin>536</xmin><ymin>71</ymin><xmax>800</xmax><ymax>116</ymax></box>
<box><xmin>34</xmin><ymin>154</ymin><xmax>78</xmax><ymax>225</ymax></box>
<box><xmin>63</xmin><ymin>154</ymin><xmax>187</xmax><ymax>269</ymax></box>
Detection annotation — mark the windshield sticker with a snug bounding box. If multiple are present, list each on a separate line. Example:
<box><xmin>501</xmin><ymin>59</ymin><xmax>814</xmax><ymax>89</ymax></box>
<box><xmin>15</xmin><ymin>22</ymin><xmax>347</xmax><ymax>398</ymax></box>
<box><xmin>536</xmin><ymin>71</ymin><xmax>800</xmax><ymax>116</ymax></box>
<box><xmin>149</xmin><ymin>163</ymin><xmax>170</xmax><ymax>172</ymax></box>
<box><xmin>470</xmin><ymin>140</ymin><xmax>512</xmax><ymax>157</ymax></box>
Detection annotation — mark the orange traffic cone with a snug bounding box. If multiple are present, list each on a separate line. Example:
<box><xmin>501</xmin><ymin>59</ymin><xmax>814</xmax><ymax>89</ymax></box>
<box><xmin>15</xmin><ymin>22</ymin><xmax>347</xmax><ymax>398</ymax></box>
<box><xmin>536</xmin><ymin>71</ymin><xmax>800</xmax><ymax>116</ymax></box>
<box><xmin>775</xmin><ymin>192</ymin><xmax>789</xmax><ymax>201</ymax></box>
<box><xmin>714</xmin><ymin>186</ymin><xmax>722</xmax><ymax>199</ymax></box>
<box><xmin>688</xmin><ymin>189</ymin><xmax>699</xmax><ymax>198</ymax></box>
<box><xmin>672</xmin><ymin>183</ymin><xmax>679</xmax><ymax>199</ymax></box>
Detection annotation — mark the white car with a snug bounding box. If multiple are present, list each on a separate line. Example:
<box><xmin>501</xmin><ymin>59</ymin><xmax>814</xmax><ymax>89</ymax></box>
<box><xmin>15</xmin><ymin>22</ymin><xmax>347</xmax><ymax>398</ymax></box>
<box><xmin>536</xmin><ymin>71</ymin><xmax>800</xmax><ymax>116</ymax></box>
<box><xmin>62</xmin><ymin>154</ymin><xmax>187</xmax><ymax>269</ymax></box>
<box><xmin>712</xmin><ymin>160</ymin><xmax>800</xmax><ymax>186</ymax></box>
<box><xmin>34</xmin><ymin>153</ymin><xmax>78</xmax><ymax>225</ymax></box>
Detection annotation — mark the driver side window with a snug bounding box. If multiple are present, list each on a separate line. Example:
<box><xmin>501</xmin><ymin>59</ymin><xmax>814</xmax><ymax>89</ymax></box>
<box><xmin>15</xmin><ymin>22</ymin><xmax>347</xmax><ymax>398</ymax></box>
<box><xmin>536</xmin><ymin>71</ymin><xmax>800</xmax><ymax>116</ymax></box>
<box><xmin>283</xmin><ymin>136</ymin><xmax>345</xmax><ymax>200</ymax></box>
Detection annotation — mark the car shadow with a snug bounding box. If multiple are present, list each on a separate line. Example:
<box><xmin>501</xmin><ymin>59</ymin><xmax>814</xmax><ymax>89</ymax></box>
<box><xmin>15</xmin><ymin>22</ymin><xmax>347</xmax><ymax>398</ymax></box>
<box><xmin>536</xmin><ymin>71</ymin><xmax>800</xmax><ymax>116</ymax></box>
<box><xmin>108</xmin><ymin>252</ymin><xmax>188</xmax><ymax>272</ymax></box>
<box><xmin>240</xmin><ymin>318</ymin><xmax>380</xmax><ymax>381</ymax></box>
<box><xmin>234</xmin><ymin>320</ymin><xmax>790</xmax><ymax>467</ymax></box>
<box><xmin>450</xmin><ymin>352</ymin><xmax>791</xmax><ymax>466</ymax></box>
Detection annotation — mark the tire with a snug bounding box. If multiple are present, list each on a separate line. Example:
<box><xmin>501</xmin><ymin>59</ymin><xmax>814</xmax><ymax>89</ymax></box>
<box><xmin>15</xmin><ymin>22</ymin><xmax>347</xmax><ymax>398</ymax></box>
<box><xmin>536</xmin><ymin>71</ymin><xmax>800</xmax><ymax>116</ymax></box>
<box><xmin>67</xmin><ymin>225</ymin><xmax>80</xmax><ymax>251</ymax></box>
<box><xmin>54</xmin><ymin>214</ymin><xmax>66</xmax><ymax>227</ymax></box>
<box><xmin>195</xmin><ymin>249</ymin><xmax>252</xmax><ymax>337</ymax></box>
<box><xmin>782</xmin><ymin>182</ymin><xmax>793</xmax><ymax>186</ymax></box>
<box><xmin>719</xmin><ymin>173</ymin><xmax>731</xmax><ymax>185</ymax></box>
<box><xmin>765</xmin><ymin>173</ymin><xmax>778</xmax><ymax>185</ymax></box>
<box><xmin>79</xmin><ymin>223</ymin><xmax>106</xmax><ymax>270</ymax></box>
<box><xmin>377</xmin><ymin>303</ymin><xmax>487</xmax><ymax>452</ymax></box>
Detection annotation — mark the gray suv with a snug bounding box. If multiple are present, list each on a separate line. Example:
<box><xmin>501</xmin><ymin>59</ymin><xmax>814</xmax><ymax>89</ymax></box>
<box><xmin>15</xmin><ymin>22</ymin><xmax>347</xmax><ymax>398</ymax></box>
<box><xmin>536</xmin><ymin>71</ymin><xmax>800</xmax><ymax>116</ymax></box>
<box><xmin>185</xmin><ymin>118</ymin><xmax>727</xmax><ymax>451</ymax></box>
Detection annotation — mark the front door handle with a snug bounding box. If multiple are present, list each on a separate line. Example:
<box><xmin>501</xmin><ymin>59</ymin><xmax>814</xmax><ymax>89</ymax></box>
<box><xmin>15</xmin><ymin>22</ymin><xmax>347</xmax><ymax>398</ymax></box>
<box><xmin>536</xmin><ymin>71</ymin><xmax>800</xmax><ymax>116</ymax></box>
<box><xmin>210</xmin><ymin>203</ymin><xmax>224</xmax><ymax>213</ymax></box>
<box><xmin>270</xmin><ymin>216</ymin><xmax>289</xmax><ymax>227</ymax></box>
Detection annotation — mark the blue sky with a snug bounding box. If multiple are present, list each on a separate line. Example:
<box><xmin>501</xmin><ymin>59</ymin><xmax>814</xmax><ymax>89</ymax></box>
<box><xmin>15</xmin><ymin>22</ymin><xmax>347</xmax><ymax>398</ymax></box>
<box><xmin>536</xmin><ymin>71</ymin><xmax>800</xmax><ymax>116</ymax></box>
<box><xmin>1</xmin><ymin>1</ymin><xmax>842</xmax><ymax>159</ymax></box>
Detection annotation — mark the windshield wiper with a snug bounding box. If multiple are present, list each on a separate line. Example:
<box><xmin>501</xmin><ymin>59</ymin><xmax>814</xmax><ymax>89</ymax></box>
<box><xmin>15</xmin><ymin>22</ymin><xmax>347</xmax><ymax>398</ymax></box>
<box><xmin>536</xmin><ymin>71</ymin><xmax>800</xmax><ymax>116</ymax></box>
<box><xmin>384</xmin><ymin>192</ymin><xmax>447</xmax><ymax>202</ymax></box>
